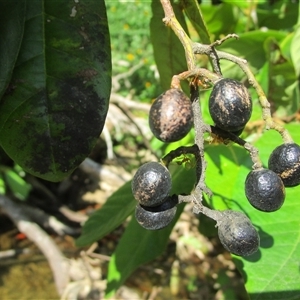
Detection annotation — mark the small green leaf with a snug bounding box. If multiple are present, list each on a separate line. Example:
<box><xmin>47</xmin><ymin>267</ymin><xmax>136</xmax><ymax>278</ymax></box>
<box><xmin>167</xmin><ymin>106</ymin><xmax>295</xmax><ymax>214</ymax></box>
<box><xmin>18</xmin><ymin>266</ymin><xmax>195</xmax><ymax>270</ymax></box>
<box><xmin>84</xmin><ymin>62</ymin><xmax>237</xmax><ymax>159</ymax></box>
<box><xmin>181</xmin><ymin>0</ymin><xmax>211</xmax><ymax>44</ymax></box>
<box><xmin>291</xmin><ymin>4</ymin><xmax>300</xmax><ymax>77</ymax></box>
<box><xmin>200</xmin><ymin>3</ymin><xmax>236</xmax><ymax>39</ymax></box>
<box><xmin>255</xmin><ymin>62</ymin><xmax>270</xmax><ymax>95</ymax></box>
<box><xmin>4</xmin><ymin>169</ymin><xmax>31</xmax><ymax>200</ymax></box>
<box><xmin>0</xmin><ymin>173</ymin><xmax>6</xmax><ymax>195</ymax></box>
<box><xmin>264</xmin><ymin>37</ymin><xmax>299</xmax><ymax>116</ymax></box>
<box><xmin>205</xmin><ymin>124</ymin><xmax>300</xmax><ymax>298</ymax></box>
<box><xmin>0</xmin><ymin>0</ymin><xmax>26</xmax><ymax>99</ymax></box>
<box><xmin>218</xmin><ymin>31</ymin><xmax>286</xmax><ymax>78</ymax></box>
<box><xmin>0</xmin><ymin>0</ymin><xmax>111</xmax><ymax>182</ymax></box>
<box><xmin>75</xmin><ymin>181</ymin><xmax>136</xmax><ymax>247</ymax></box>
<box><xmin>291</xmin><ymin>30</ymin><xmax>300</xmax><ymax>76</ymax></box>
<box><xmin>150</xmin><ymin>0</ymin><xmax>189</xmax><ymax>92</ymax></box>
<box><xmin>256</xmin><ymin>1</ymin><xmax>298</xmax><ymax>31</ymax></box>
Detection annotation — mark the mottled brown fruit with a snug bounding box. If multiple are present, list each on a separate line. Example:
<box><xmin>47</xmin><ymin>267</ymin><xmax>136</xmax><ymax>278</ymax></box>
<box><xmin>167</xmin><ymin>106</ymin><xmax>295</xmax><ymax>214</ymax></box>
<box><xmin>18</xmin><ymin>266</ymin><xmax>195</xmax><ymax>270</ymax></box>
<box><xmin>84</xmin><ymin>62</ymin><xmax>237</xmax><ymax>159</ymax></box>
<box><xmin>149</xmin><ymin>89</ymin><xmax>193</xmax><ymax>143</ymax></box>
<box><xmin>268</xmin><ymin>143</ymin><xmax>300</xmax><ymax>187</ymax></box>
<box><xmin>131</xmin><ymin>162</ymin><xmax>172</xmax><ymax>207</ymax></box>
<box><xmin>209</xmin><ymin>78</ymin><xmax>252</xmax><ymax>132</ymax></box>
<box><xmin>217</xmin><ymin>210</ymin><xmax>259</xmax><ymax>256</ymax></box>
<box><xmin>135</xmin><ymin>195</ymin><xmax>178</xmax><ymax>230</ymax></box>
<box><xmin>245</xmin><ymin>168</ymin><xmax>285</xmax><ymax>212</ymax></box>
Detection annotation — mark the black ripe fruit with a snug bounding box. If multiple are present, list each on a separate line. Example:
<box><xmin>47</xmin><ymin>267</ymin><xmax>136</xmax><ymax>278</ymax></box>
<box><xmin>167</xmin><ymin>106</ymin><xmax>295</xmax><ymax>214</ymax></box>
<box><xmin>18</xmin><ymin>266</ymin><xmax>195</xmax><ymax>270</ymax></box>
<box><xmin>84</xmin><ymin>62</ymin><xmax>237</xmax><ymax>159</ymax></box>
<box><xmin>149</xmin><ymin>88</ymin><xmax>193</xmax><ymax>143</ymax></box>
<box><xmin>135</xmin><ymin>195</ymin><xmax>178</xmax><ymax>230</ymax></box>
<box><xmin>217</xmin><ymin>210</ymin><xmax>259</xmax><ymax>256</ymax></box>
<box><xmin>268</xmin><ymin>143</ymin><xmax>300</xmax><ymax>187</ymax></box>
<box><xmin>245</xmin><ymin>168</ymin><xmax>285</xmax><ymax>212</ymax></box>
<box><xmin>132</xmin><ymin>162</ymin><xmax>171</xmax><ymax>207</ymax></box>
<box><xmin>209</xmin><ymin>78</ymin><xmax>252</xmax><ymax>132</ymax></box>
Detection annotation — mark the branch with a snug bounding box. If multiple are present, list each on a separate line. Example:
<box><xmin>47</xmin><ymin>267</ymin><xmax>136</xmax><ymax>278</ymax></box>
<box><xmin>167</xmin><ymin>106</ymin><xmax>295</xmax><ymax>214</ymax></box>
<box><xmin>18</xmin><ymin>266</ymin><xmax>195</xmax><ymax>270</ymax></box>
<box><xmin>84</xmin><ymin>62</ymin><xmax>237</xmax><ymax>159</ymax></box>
<box><xmin>0</xmin><ymin>195</ymin><xmax>70</xmax><ymax>295</ymax></box>
<box><xmin>160</xmin><ymin>0</ymin><xmax>195</xmax><ymax>70</ymax></box>
<box><xmin>80</xmin><ymin>158</ymin><xmax>131</xmax><ymax>183</ymax></box>
<box><xmin>210</xmin><ymin>126</ymin><xmax>263</xmax><ymax>169</ymax></box>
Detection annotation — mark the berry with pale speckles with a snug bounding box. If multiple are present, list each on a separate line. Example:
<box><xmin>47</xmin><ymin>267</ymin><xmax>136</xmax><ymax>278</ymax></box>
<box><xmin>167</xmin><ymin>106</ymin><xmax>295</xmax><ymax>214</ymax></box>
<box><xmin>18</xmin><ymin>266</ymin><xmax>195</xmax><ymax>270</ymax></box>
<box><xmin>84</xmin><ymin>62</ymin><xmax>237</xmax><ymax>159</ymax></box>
<box><xmin>149</xmin><ymin>89</ymin><xmax>193</xmax><ymax>143</ymax></box>
<box><xmin>209</xmin><ymin>78</ymin><xmax>252</xmax><ymax>132</ymax></box>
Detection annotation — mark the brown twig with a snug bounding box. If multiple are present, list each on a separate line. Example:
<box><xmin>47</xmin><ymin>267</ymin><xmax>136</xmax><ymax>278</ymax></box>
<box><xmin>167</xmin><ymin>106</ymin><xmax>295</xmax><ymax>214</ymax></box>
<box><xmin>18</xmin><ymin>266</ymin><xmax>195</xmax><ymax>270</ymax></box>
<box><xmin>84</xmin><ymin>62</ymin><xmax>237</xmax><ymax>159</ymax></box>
<box><xmin>0</xmin><ymin>195</ymin><xmax>70</xmax><ymax>295</ymax></box>
<box><xmin>210</xmin><ymin>126</ymin><xmax>263</xmax><ymax>169</ymax></box>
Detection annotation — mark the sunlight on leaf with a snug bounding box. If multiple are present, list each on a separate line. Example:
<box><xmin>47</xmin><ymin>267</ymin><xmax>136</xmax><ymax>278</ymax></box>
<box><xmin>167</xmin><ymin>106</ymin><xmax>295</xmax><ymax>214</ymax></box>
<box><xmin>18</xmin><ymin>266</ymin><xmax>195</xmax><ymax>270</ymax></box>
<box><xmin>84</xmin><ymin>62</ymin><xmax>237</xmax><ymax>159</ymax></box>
<box><xmin>205</xmin><ymin>124</ymin><xmax>300</xmax><ymax>299</ymax></box>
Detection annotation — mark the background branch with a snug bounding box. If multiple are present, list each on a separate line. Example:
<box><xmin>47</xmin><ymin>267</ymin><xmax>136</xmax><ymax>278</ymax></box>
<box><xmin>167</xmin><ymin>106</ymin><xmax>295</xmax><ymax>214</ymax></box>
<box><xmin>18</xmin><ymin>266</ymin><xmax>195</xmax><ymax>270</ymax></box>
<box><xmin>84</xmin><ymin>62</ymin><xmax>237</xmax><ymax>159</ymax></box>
<box><xmin>0</xmin><ymin>195</ymin><xmax>70</xmax><ymax>295</ymax></box>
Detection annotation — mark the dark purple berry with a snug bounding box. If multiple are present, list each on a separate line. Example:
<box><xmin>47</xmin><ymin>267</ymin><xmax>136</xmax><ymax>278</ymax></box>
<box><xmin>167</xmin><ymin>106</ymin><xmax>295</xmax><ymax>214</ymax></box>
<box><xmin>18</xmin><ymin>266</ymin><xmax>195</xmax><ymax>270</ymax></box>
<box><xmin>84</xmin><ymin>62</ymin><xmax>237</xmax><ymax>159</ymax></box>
<box><xmin>209</xmin><ymin>78</ymin><xmax>252</xmax><ymax>132</ymax></box>
<box><xmin>135</xmin><ymin>195</ymin><xmax>178</xmax><ymax>230</ymax></box>
<box><xmin>268</xmin><ymin>143</ymin><xmax>300</xmax><ymax>187</ymax></box>
<box><xmin>132</xmin><ymin>162</ymin><xmax>171</xmax><ymax>207</ymax></box>
<box><xmin>245</xmin><ymin>168</ymin><xmax>285</xmax><ymax>212</ymax></box>
<box><xmin>149</xmin><ymin>89</ymin><xmax>193</xmax><ymax>143</ymax></box>
<box><xmin>217</xmin><ymin>210</ymin><xmax>259</xmax><ymax>256</ymax></box>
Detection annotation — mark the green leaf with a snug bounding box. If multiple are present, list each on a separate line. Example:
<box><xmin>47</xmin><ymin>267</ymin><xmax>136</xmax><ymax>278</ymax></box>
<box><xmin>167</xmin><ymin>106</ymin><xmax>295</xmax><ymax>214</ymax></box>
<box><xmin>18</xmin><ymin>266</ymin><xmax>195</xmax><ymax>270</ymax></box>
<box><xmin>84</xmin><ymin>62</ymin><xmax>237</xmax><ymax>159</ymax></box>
<box><xmin>4</xmin><ymin>168</ymin><xmax>31</xmax><ymax>201</ymax></box>
<box><xmin>256</xmin><ymin>1</ymin><xmax>299</xmax><ymax>31</ymax></box>
<box><xmin>75</xmin><ymin>181</ymin><xmax>136</xmax><ymax>247</ymax></box>
<box><xmin>291</xmin><ymin>4</ymin><xmax>300</xmax><ymax>77</ymax></box>
<box><xmin>200</xmin><ymin>3</ymin><xmax>236</xmax><ymax>39</ymax></box>
<box><xmin>0</xmin><ymin>173</ymin><xmax>5</xmax><ymax>195</ymax></box>
<box><xmin>263</xmin><ymin>37</ymin><xmax>299</xmax><ymax>116</ymax></box>
<box><xmin>0</xmin><ymin>0</ymin><xmax>26</xmax><ymax>99</ymax></box>
<box><xmin>0</xmin><ymin>0</ymin><xmax>111</xmax><ymax>182</ymax></box>
<box><xmin>181</xmin><ymin>0</ymin><xmax>211</xmax><ymax>44</ymax></box>
<box><xmin>150</xmin><ymin>0</ymin><xmax>189</xmax><ymax>92</ymax></box>
<box><xmin>105</xmin><ymin>209</ymin><xmax>184</xmax><ymax>298</ymax></box>
<box><xmin>255</xmin><ymin>61</ymin><xmax>269</xmax><ymax>96</ymax></box>
<box><xmin>105</xmin><ymin>166</ymin><xmax>196</xmax><ymax>298</ymax></box>
<box><xmin>205</xmin><ymin>124</ymin><xmax>300</xmax><ymax>298</ymax></box>
<box><xmin>217</xmin><ymin>30</ymin><xmax>286</xmax><ymax>81</ymax></box>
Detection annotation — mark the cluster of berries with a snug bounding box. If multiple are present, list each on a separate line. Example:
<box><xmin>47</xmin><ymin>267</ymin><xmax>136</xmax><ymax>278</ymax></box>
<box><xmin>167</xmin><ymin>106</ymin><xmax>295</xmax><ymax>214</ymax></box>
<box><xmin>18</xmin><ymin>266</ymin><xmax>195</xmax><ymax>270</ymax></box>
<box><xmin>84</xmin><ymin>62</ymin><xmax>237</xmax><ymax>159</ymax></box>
<box><xmin>131</xmin><ymin>77</ymin><xmax>300</xmax><ymax>256</ymax></box>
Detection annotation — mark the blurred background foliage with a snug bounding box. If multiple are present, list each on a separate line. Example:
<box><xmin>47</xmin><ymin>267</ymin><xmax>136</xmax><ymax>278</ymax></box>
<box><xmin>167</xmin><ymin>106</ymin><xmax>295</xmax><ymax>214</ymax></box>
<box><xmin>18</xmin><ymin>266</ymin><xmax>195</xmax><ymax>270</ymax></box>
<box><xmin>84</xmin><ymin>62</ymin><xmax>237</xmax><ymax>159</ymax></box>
<box><xmin>106</xmin><ymin>1</ymin><xmax>162</xmax><ymax>101</ymax></box>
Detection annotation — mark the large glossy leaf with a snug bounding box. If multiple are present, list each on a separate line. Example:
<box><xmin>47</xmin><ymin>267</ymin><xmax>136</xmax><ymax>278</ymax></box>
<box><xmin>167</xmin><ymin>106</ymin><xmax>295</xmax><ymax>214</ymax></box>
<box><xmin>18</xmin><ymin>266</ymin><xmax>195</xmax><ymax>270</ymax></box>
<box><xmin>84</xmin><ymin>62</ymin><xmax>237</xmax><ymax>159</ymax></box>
<box><xmin>105</xmin><ymin>166</ymin><xmax>196</xmax><ymax>298</ymax></box>
<box><xmin>150</xmin><ymin>0</ymin><xmax>189</xmax><ymax>92</ymax></box>
<box><xmin>205</xmin><ymin>124</ymin><xmax>300</xmax><ymax>299</ymax></box>
<box><xmin>0</xmin><ymin>0</ymin><xmax>111</xmax><ymax>182</ymax></box>
<box><xmin>0</xmin><ymin>0</ymin><xmax>26</xmax><ymax>99</ymax></box>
